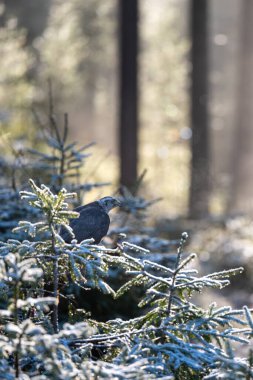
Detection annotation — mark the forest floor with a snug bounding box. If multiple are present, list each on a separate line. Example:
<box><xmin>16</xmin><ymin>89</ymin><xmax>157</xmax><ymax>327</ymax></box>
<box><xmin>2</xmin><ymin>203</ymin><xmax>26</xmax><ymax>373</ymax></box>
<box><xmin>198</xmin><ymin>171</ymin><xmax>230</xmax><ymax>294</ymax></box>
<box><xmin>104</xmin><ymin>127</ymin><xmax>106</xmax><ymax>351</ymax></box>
<box><xmin>155</xmin><ymin>215</ymin><xmax>253</xmax><ymax>309</ymax></box>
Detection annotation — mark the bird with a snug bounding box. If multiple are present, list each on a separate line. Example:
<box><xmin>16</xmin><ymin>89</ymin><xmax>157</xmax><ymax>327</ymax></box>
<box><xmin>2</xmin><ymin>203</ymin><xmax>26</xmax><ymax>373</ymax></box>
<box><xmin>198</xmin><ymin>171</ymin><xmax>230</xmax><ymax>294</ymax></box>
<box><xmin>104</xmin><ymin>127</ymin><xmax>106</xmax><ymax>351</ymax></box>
<box><xmin>60</xmin><ymin>196</ymin><xmax>121</xmax><ymax>244</ymax></box>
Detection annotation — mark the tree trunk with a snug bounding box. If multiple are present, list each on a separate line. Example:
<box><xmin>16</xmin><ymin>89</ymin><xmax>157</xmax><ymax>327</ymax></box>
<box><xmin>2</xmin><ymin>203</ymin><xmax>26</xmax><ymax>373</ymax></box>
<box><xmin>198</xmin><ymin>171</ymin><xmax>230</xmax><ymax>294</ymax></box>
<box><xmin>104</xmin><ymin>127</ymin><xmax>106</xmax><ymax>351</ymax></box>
<box><xmin>189</xmin><ymin>0</ymin><xmax>210</xmax><ymax>219</ymax></box>
<box><xmin>118</xmin><ymin>0</ymin><xmax>139</xmax><ymax>190</ymax></box>
<box><xmin>227</xmin><ymin>1</ymin><xmax>253</xmax><ymax>215</ymax></box>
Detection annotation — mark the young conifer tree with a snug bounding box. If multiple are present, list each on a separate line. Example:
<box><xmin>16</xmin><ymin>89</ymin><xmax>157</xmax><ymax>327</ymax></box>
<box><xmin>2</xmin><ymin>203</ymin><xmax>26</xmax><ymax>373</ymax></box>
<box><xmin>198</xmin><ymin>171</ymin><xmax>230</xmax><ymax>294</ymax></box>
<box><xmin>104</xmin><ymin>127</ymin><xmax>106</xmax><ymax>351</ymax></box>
<box><xmin>0</xmin><ymin>180</ymin><xmax>252</xmax><ymax>379</ymax></box>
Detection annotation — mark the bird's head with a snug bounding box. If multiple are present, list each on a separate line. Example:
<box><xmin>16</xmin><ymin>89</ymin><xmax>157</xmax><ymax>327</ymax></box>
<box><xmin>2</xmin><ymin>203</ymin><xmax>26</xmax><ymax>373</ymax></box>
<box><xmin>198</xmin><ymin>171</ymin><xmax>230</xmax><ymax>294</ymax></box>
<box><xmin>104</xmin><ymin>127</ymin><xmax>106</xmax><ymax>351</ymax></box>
<box><xmin>98</xmin><ymin>196</ymin><xmax>121</xmax><ymax>213</ymax></box>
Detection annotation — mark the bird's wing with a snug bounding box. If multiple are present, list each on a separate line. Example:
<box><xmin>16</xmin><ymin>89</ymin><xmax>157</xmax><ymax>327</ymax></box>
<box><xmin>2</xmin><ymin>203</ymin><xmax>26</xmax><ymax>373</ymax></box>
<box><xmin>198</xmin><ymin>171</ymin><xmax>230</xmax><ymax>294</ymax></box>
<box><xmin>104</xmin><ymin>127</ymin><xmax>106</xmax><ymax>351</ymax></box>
<box><xmin>70</xmin><ymin>204</ymin><xmax>110</xmax><ymax>244</ymax></box>
<box><xmin>60</xmin><ymin>202</ymin><xmax>100</xmax><ymax>243</ymax></box>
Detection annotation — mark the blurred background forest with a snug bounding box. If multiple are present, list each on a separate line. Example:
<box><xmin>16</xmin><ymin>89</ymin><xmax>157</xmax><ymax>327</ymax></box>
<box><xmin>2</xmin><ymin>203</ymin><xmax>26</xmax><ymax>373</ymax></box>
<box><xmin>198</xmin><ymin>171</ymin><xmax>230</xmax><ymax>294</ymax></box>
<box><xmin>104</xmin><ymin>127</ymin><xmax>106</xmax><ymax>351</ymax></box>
<box><xmin>1</xmin><ymin>0</ymin><xmax>253</xmax><ymax>217</ymax></box>
<box><xmin>1</xmin><ymin>0</ymin><xmax>253</xmax><ymax>308</ymax></box>
<box><xmin>0</xmin><ymin>0</ymin><xmax>253</xmax><ymax>218</ymax></box>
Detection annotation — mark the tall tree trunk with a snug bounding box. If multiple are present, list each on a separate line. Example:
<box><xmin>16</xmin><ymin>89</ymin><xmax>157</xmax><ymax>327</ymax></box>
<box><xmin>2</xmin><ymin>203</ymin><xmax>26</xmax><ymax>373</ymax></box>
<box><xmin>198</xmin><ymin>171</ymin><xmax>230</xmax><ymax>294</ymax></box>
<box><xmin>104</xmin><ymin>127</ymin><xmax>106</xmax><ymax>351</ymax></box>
<box><xmin>227</xmin><ymin>1</ymin><xmax>253</xmax><ymax>215</ymax></box>
<box><xmin>118</xmin><ymin>0</ymin><xmax>139</xmax><ymax>190</ymax></box>
<box><xmin>189</xmin><ymin>0</ymin><xmax>210</xmax><ymax>219</ymax></box>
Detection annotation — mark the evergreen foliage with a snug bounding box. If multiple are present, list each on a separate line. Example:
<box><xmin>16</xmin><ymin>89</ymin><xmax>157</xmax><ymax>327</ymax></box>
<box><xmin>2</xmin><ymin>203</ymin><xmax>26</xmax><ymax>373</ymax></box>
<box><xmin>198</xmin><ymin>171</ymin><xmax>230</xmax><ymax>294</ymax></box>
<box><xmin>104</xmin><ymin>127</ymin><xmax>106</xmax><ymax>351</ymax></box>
<box><xmin>0</xmin><ymin>103</ymin><xmax>107</xmax><ymax>243</ymax></box>
<box><xmin>0</xmin><ymin>180</ymin><xmax>252</xmax><ymax>379</ymax></box>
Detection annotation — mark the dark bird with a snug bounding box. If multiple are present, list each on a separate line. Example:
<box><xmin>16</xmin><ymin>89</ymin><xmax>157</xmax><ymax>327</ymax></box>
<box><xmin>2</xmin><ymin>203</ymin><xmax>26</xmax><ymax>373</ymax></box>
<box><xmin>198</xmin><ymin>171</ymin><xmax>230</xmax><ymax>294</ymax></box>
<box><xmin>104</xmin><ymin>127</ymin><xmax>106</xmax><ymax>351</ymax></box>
<box><xmin>60</xmin><ymin>196</ymin><xmax>121</xmax><ymax>244</ymax></box>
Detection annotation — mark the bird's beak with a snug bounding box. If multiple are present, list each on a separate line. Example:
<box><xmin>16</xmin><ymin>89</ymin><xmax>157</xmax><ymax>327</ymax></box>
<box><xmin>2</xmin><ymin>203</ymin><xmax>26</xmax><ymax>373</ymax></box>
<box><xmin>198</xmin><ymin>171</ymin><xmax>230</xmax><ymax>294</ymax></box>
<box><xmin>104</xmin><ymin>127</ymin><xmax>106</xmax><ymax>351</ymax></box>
<box><xmin>115</xmin><ymin>199</ymin><xmax>122</xmax><ymax>207</ymax></box>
